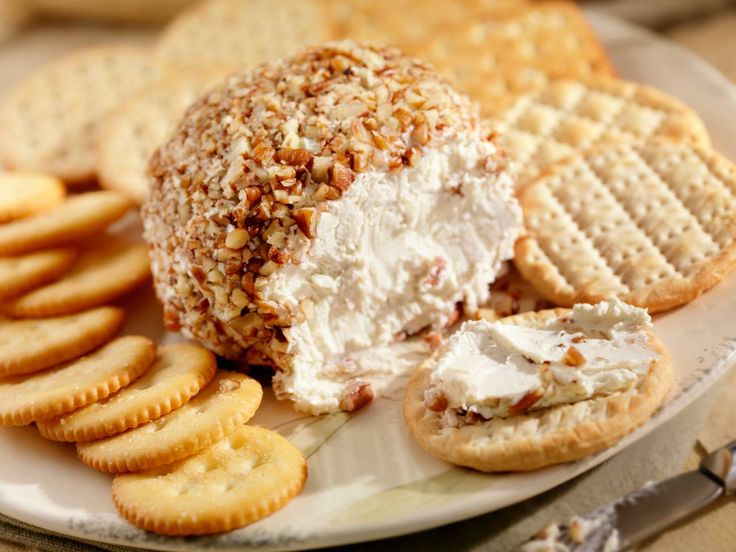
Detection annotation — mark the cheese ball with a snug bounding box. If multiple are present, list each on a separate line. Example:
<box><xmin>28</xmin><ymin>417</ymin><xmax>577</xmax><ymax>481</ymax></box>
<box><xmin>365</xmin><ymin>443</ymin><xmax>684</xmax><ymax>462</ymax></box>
<box><xmin>143</xmin><ymin>41</ymin><xmax>521</xmax><ymax>414</ymax></box>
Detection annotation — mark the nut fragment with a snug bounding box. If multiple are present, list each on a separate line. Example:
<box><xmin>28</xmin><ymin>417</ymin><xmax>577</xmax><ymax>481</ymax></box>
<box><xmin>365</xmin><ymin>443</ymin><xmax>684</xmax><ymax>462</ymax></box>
<box><xmin>293</xmin><ymin>207</ymin><xmax>316</xmax><ymax>238</ymax></box>
<box><xmin>310</xmin><ymin>156</ymin><xmax>331</xmax><ymax>182</ymax></box>
<box><xmin>509</xmin><ymin>389</ymin><xmax>544</xmax><ymax>414</ymax></box>
<box><xmin>330</xmin><ymin>163</ymin><xmax>355</xmax><ymax>191</ymax></box>
<box><xmin>562</xmin><ymin>346</ymin><xmax>586</xmax><ymax>367</ymax></box>
<box><xmin>569</xmin><ymin>518</ymin><xmax>585</xmax><ymax>544</ymax></box>
<box><xmin>339</xmin><ymin>381</ymin><xmax>374</xmax><ymax>412</ymax></box>
<box><xmin>423</xmin><ymin>331</ymin><xmax>444</xmax><ymax>351</ymax></box>
<box><xmin>225</xmin><ymin>228</ymin><xmax>249</xmax><ymax>249</ymax></box>
<box><xmin>244</xmin><ymin>187</ymin><xmax>262</xmax><ymax>207</ymax></box>
<box><xmin>274</xmin><ymin>148</ymin><xmax>311</xmax><ymax>166</ymax></box>
<box><xmin>425</xmin><ymin>391</ymin><xmax>448</xmax><ymax>412</ymax></box>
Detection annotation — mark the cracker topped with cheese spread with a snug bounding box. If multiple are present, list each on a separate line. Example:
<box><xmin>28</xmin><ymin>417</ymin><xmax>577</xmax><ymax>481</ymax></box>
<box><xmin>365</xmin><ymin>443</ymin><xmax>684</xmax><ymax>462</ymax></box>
<box><xmin>404</xmin><ymin>299</ymin><xmax>672</xmax><ymax>471</ymax></box>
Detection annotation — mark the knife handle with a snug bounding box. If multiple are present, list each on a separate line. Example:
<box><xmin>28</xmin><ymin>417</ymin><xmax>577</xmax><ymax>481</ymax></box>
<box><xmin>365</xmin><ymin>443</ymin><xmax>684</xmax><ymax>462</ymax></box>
<box><xmin>700</xmin><ymin>440</ymin><xmax>736</xmax><ymax>495</ymax></box>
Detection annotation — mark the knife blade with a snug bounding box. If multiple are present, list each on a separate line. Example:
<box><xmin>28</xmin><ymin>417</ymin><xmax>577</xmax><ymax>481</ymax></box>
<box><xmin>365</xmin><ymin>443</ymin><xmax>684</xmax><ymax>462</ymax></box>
<box><xmin>521</xmin><ymin>440</ymin><xmax>736</xmax><ymax>551</ymax></box>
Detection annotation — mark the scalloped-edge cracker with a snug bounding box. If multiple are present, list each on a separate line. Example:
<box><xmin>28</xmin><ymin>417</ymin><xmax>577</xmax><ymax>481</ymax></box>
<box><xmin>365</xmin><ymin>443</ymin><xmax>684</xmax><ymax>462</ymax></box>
<box><xmin>77</xmin><ymin>371</ymin><xmax>263</xmax><ymax>473</ymax></box>
<box><xmin>0</xmin><ymin>173</ymin><xmax>66</xmax><ymax>222</ymax></box>
<box><xmin>0</xmin><ymin>248</ymin><xmax>78</xmax><ymax>300</ymax></box>
<box><xmin>38</xmin><ymin>343</ymin><xmax>216</xmax><ymax>442</ymax></box>
<box><xmin>0</xmin><ymin>336</ymin><xmax>155</xmax><ymax>426</ymax></box>
<box><xmin>5</xmin><ymin>236</ymin><xmax>150</xmax><ymax>317</ymax></box>
<box><xmin>0</xmin><ymin>306</ymin><xmax>124</xmax><ymax>377</ymax></box>
<box><xmin>112</xmin><ymin>425</ymin><xmax>306</xmax><ymax>535</ymax></box>
<box><xmin>0</xmin><ymin>191</ymin><xmax>130</xmax><ymax>256</ymax></box>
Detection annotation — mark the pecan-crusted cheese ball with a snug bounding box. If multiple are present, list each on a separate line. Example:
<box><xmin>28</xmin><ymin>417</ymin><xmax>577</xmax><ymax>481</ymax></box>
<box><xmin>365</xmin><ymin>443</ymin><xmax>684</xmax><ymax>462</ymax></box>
<box><xmin>143</xmin><ymin>41</ymin><xmax>522</xmax><ymax>415</ymax></box>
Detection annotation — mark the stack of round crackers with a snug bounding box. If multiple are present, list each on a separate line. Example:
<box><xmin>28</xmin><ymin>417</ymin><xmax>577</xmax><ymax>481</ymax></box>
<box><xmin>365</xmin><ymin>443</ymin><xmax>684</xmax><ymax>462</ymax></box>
<box><xmin>0</xmin><ymin>174</ymin><xmax>307</xmax><ymax>535</ymax></box>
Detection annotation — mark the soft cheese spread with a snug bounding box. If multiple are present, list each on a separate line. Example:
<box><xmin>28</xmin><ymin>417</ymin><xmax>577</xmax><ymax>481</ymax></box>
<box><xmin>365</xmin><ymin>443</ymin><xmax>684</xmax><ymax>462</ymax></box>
<box><xmin>425</xmin><ymin>299</ymin><xmax>659</xmax><ymax>420</ymax></box>
<box><xmin>264</xmin><ymin>136</ymin><xmax>520</xmax><ymax>413</ymax></box>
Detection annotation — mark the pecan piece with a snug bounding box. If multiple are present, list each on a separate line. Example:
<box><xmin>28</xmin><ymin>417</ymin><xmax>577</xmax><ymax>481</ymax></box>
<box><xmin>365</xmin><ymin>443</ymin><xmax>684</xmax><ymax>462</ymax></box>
<box><xmin>509</xmin><ymin>389</ymin><xmax>544</xmax><ymax>414</ymax></box>
<box><xmin>562</xmin><ymin>346</ymin><xmax>586</xmax><ymax>367</ymax></box>
<box><xmin>330</xmin><ymin>162</ymin><xmax>355</xmax><ymax>191</ymax></box>
<box><xmin>244</xmin><ymin>186</ymin><xmax>262</xmax><ymax>208</ymax></box>
<box><xmin>426</xmin><ymin>392</ymin><xmax>448</xmax><ymax>412</ymax></box>
<box><xmin>241</xmin><ymin>272</ymin><xmax>256</xmax><ymax>297</ymax></box>
<box><xmin>274</xmin><ymin>148</ymin><xmax>312</xmax><ymax>166</ymax></box>
<box><xmin>339</xmin><ymin>381</ymin><xmax>374</xmax><ymax>412</ymax></box>
<box><xmin>293</xmin><ymin>207</ymin><xmax>316</xmax><ymax>238</ymax></box>
<box><xmin>268</xmin><ymin>246</ymin><xmax>290</xmax><ymax>264</ymax></box>
<box><xmin>162</xmin><ymin>308</ymin><xmax>181</xmax><ymax>332</ymax></box>
<box><xmin>191</xmin><ymin>266</ymin><xmax>206</xmax><ymax>284</ymax></box>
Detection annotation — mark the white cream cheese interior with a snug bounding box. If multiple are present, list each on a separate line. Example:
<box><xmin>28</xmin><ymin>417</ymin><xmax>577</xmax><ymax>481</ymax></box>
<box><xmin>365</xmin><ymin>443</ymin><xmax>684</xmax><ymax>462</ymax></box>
<box><xmin>260</xmin><ymin>134</ymin><xmax>522</xmax><ymax>414</ymax></box>
<box><xmin>426</xmin><ymin>299</ymin><xmax>659</xmax><ymax>419</ymax></box>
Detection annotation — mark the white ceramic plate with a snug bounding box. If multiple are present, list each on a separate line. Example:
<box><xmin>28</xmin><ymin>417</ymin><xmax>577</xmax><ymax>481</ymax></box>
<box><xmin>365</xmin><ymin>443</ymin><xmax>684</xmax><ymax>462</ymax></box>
<box><xmin>2</xmin><ymin>12</ymin><xmax>736</xmax><ymax>551</ymax></box>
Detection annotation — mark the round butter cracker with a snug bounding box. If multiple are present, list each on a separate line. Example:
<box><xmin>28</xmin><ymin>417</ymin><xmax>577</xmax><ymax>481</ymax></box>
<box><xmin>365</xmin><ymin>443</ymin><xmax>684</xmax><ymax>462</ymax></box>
<box><xmin>0</xmin><ymin>47</ymin><xmax>164</xmax><ymax>183</ymax></box>
<box><xmin>155</xmin><ymin>0</ymin><xmax>332</xmax><ymax>73</ymax></box>
<box><xmin>0</xmin><ymin>306</ymin><xmax>124</xmax><ymax>378</ymax></box>
<box><xmin>112</xmin><ymin>425</ymin><xmax>306</xmax><ymax>535</ymax></box>
<box><xmin>5</xmin><ymin>236</ymin><xmax>150</xmax><ymax>318</ymax></box>
<box><xmin>412</xmin><ymin>3</ymin><xmax>615</xmax><ymax>117</ymax></box>
<box><xmin>0</xmin><ymin>335</ymin><xmax>155</xmax><ymax>426</ymax></box>
<box><xmin>38</xmin><ymin>343</ymin><xmax>217</xmax><ymax>442</ymax></box>
<box><xmin>77</xmin><ymin>371</ymin><xmax>263</xmax><ymax>473</ymax></box>
<box><xmin>0</xmin><ymin>173</ymin><xmax>66</xmax><ymax>222</ymax></box>
<box><xmin>0</xmin><ymin>248</ymin><xmax>78</xmax><ymax>301</ymax></box>
<box><xmin>0</xmin><ymin>191</ymin><xmax>131</xmax><ymax>256</ymax></box>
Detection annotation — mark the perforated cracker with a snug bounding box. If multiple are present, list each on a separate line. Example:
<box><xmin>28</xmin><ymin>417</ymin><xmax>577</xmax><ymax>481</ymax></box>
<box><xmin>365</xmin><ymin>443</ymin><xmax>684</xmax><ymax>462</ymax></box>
<box><xmin>403</xmin><ymin>307</ymin><xmax>673</xmax><ymax>471</ymax></box>
<box><xmin>514</xmin><ymin>139</ymin><xmax>736</xmax><ymax>313</ymax></box>
<box><xmin>155</xmin><ymin>0</ymin><xmax>333</xmax><ymax>73</ymax></box>
<box><xmin>494</xmin><ymin>77</ymin><xmax>710</xmax><ymax>185</ymax></box>
<box><xmin>0</xmin><ymin>47</ymin><xmax>164</xmax><ymax>183</ymax></box>
<box><xmin>98</xmin><ymin>72</ymin><xmax>229</xmax><ymax>203</ymax></box>
<box><xmin>112</xmin><ymin>425</ymin><xmax>306</xmax><ymax>535</ymax></box>
<box><xmin>412</xmin><ymin>2</ymin><xmax>615</xmax><ymax>116</ymax></box>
